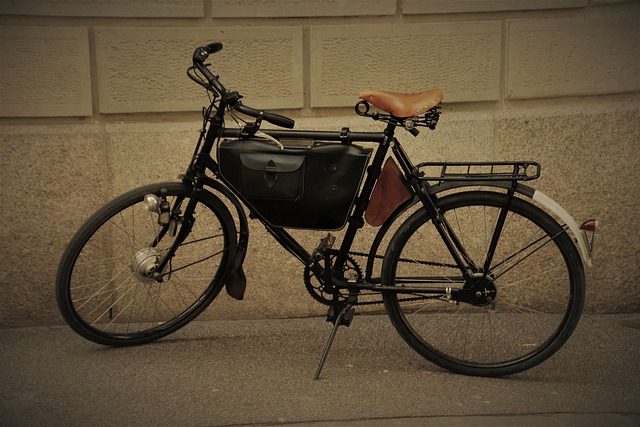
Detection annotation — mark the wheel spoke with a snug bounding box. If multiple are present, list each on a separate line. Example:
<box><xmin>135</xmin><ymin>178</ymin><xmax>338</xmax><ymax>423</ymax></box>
<box><xmin>382</xmin><ymin>191</ymin><xmax>583</xmax><ymax>376</ymax></box>
<box><xmin>57</xmin><ymin>183</ymin><xmax>234</xmax><ymax>345</ymax></box>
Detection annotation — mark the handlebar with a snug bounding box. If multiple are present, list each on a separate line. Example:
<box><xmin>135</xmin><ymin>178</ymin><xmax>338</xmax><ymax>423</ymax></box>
<box><xmin>234</xmin><ymin>103</ymin><xmax>296</xmax><ymax>129</ymax></box>
<box><xmin>190</xmin><ymin>42</ymin><xmax>295</xmax><ymax>129</ymax></box>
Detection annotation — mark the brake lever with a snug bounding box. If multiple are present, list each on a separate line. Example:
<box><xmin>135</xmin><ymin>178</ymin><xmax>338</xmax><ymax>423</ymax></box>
<box><xmin>238</xmin><ymin>117</ymin><xmax>284</xmax><ymax>149</ymax></box>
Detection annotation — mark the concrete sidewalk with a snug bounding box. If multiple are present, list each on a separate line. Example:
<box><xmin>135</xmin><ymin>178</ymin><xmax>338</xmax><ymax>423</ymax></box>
<box><xmin>1</xmin><ymin>314</ymin><xmax>639</xmax><ymax>426</ymax></box>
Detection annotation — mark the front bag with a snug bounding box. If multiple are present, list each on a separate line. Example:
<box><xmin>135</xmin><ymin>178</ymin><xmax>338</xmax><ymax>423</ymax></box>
<box><xmin>218</xmin><ymin>138</ymin><xmax>372</xmax><ymax>230</ymax></box>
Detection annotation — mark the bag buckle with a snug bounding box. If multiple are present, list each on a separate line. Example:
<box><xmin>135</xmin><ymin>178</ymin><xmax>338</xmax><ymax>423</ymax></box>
<box><xmin>265</xmin><ymin>160</ymin><xmax>277</xmax><ymax>188</ymax></box>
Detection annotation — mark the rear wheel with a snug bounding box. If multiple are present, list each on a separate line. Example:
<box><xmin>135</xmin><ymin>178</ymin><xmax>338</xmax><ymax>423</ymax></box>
<box><xmin>56</xmin><ymin>182</ymin><xmax>236</xmax><ymax>346</ymax></box>
<box><xmin>382</xmin><ymin>191</ymin><xmax>584</xmax><ymax>376</ymax></box>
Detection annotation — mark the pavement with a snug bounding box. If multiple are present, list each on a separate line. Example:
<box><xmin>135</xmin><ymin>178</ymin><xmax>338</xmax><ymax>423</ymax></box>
<box><xmin>1</xmin><ymin>313</ymin><xmax>639</xmax><ymax>427</ymax></box>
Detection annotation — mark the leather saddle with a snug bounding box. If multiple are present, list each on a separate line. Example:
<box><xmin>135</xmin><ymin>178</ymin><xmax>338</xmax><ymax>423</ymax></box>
<box><xmin>359</xmin><ymin>89</ymin><xmax>444</xmax><ymax>118</ymax></box>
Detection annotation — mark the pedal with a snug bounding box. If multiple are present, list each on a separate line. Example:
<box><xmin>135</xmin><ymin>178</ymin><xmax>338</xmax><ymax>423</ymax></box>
<box><xmin>312</xmin><ymin>233</ymin><xmax>335</xmax><ymax>262</ymax></box>
<box><xmin>341</xmin><ymin>306</ymin><xmax>355</xmax><ymax>326</ymax></box>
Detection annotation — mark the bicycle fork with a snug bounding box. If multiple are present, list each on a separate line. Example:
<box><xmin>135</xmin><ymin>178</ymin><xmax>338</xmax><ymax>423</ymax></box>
<box><xmin>144</xmin><ymin>178</ymin><xmax>203</xmax><ymax>282</ymax></box>
<box><xmin>147</xmin><ymin>113</ymin><xmax>226</xmax><ymax>281</ymax></box>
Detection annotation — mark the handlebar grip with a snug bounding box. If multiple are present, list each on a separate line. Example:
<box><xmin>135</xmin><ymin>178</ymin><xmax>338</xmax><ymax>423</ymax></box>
<box><xmin>235</xmin><ymin>103</ymin><xmax>295</xmax><ymax>129</ymax></box>
<box><xmin>193</xmin><ymin>42</ymin><xmax>223</xmax><ymax>63</ymax></box>
<box><xmin>205</xmin><ymin>42</ymin><xmax>223</xmax><ymax>55</ymax></box>
<box><xmin>263</xmin><ymin>112</ymin><xmax>295</xmax><ymax>129</ymax></box>
<box><xmin>234</xmin><ymin>102</ymin><xmax>259</xmax><ymax>117</ymax></box>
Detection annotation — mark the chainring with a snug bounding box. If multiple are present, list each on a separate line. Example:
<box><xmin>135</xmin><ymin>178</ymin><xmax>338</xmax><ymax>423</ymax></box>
<box><xmin>303</xmin><ymin>251</ymin><xmax>363</xmax><ymax>306</ymax></box>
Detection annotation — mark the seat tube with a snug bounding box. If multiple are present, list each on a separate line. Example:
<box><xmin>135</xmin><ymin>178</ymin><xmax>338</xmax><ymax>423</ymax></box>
<box><xmin>333</xmin><ymin>122</ymin><xmax>396</xmax><ymax>271</ymax></box>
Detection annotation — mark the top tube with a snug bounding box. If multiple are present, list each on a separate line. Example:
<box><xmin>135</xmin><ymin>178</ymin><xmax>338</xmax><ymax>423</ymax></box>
<box><xmin>220</xmin><ymin>128</ymin><xmax>387</xmax><ymax>144</ymax></box>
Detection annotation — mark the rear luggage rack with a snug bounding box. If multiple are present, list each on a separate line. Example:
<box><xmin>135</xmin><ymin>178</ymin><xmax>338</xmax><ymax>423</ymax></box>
<box><xmin>413</xmin><ymin>161</ymin><xmax>541</xmax><ymax>182</ymax></box>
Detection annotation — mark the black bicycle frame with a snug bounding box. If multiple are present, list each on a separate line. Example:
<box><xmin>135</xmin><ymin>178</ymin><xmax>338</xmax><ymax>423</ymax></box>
<box><xmin>159</xmin><ymin>101</ymin><xmax>503</xmax><ymax>296</ymax></box>
<box><xmin>218</xmin><ymin>121</ymin><xmax>396</xmax><ymax>277</ymax></box>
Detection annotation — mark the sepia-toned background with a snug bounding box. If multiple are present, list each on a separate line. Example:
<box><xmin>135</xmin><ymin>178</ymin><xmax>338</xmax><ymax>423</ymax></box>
<box><xmin>1</xmin><ymin>0</ymin><xmax>638</xmax><ymax>327</ymax></box>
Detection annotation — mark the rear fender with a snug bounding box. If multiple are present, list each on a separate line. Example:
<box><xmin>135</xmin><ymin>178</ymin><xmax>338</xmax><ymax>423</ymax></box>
<box><xmin>531</xmin><ymin>189</ymin><xmax>593</xmax><ymax>267</ymax></box>
<box><xmin>366</xmin><ymin>181</ymin><xmax>591</xmax><ymax>281</ymax></box>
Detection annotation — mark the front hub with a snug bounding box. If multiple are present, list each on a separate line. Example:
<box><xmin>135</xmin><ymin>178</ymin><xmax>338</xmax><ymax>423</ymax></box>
<box><xmin>131</xmin><ymin>248</ymin><xmax>159</xmax><ymax>283</ymax></box>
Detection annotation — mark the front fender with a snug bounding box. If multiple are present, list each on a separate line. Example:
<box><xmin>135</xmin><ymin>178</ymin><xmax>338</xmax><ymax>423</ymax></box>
<box><xmin>202</xmin><ymin>176</ymin><xmax>251</xmax><ymax>299</ymax></box>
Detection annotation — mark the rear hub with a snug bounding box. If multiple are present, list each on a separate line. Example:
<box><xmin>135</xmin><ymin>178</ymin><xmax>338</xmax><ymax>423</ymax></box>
<box><xmin>457</xmin><ymin>273</ymin><xmax>497</xmax><ymax>307</ymax></box>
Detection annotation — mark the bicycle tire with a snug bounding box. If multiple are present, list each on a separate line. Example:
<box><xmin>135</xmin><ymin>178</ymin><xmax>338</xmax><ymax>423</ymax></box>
<box><xmin>381</xmin><ymin>191</ymin><xmax>584</xmax><ymax>377</ymax></box>
<box><xmin>56</xmin><ymin>182</ymin><xmax>237</xmax><ymax>346</ymax></box>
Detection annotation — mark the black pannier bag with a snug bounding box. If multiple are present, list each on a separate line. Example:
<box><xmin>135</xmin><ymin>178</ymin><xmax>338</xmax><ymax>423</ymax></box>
<box><xmin>218</xmin><ymin>138</ymin><xmax>372</xmax><ymax>230</ymax></box>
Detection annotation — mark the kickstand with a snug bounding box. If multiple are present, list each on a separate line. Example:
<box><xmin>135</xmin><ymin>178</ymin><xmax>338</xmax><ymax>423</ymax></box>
<box><xmin>313</xmin><ymin>302</ymin><xmax>355</xmax><ymax>380</ymax></box>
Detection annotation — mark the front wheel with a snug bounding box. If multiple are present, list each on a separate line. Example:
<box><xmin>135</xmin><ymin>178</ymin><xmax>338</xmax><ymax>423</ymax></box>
<box><xmin>56</xmin><ymin>182</ymin><xmax>237</xmax><ymax>346</ymax></box>
<box><xmin>381</xmin><ymin>191</ymin><xmax>585</xmax><ymax>376</ymax></box>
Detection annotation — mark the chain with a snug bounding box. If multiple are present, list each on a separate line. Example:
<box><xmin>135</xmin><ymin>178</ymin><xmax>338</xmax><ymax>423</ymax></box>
<box><xmin>340</xmin><ymin>251</ymin><xmax>453</xmax><ymax>306</ymax></box>
<box><xmin>352</xmin><ymin>294</ymin><xmax>444</xmax><ymax>307</ymax></box>
<box><xmin>347</xmin><ymin>250</ymin><xmax>458</xmax><ymax>269</ymax></box>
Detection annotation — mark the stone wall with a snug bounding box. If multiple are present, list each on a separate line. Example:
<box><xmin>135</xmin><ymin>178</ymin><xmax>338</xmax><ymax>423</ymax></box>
<box><xmin>1</xmin><ymin>0</ymin><xmax>638</xmax><ymax>327</ymax></box>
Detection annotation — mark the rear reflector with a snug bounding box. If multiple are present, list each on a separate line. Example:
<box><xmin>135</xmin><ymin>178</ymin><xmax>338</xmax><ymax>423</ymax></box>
<box><xmin>579</xmin><ymin>218</ymin><xmax>597</xmax><ymax>232</ymax></box>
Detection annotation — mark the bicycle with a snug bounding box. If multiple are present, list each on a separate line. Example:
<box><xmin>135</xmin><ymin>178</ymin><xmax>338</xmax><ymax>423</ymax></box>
<box><xmin>56</xmin><ymin>42</ymin><xmax>597</xmax><ymax>379</ymax></box>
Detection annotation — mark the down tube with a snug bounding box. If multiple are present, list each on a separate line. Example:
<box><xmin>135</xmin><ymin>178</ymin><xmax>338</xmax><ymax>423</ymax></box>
<box><xmin>263</xmin><ymin>224</ymin><xmax>313</xmax><ymax>265</ymax></box>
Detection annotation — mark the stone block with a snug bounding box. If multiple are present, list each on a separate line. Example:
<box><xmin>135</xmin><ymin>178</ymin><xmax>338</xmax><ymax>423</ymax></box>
<box><xmin>103</xmin><ymin>122</ymin><xmax>201</xmax><ymax>196</ymax></box>
<box><xmin>0</xmin><ymin>0</ymin><xmax>203</xmax><ymax>17</ymax></box>
<box><xmin>507</xmin><ymin>5</ymin><xmax>640</xmax><ymax>99</ymax></box>
<box><xmin>95</xmin><ymin>26</ymin><xmax>303</xmax><ymax>113</ymax></box>
<box><xmin>310</xmin><ymin>22</ymin><xmax>502</xmax><ymax>108</ymax></box>
<box><xmin>496</xmin><ymin>101</ymin><xmax>640</xmax><ymax>312</ymax></box>
<box><xmin>0</xmin><ymin>26</ymin><xmax>92</xmax><ymax>117</ymax></box>
<box><xmin>0</xmin><ymin>125</ymin><xmax>108</xmax><ymax>327</ymax></box>
<box><xmin>212</xmin><ymin>0</ymin><xmax>395</xmax><ymax>17</ymax></box>
<box><xmin>403</xmin><ymin>0</ymin><xmax>587</xmax><ymax>14</ymax></box>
